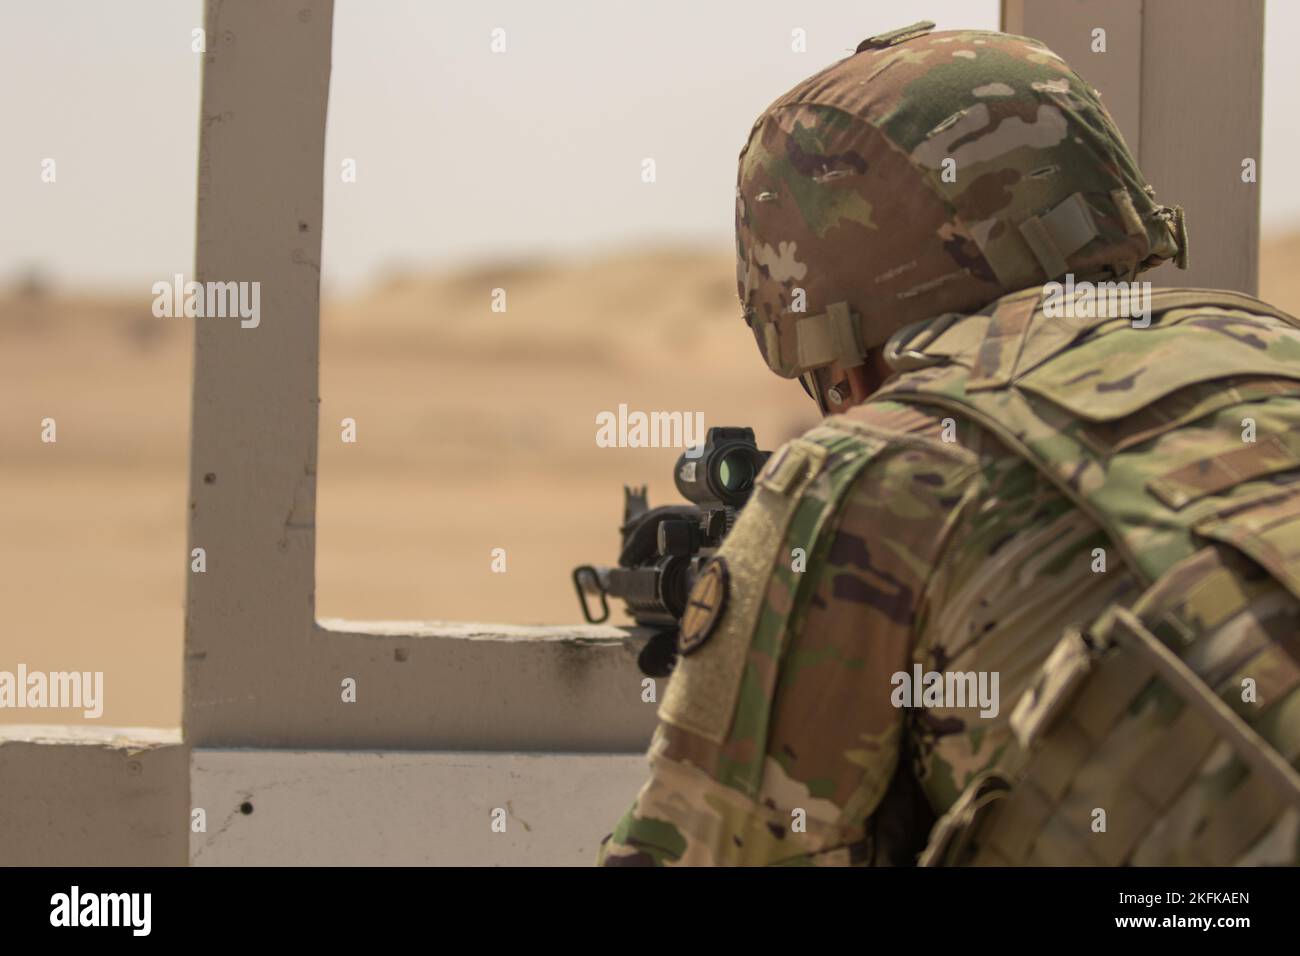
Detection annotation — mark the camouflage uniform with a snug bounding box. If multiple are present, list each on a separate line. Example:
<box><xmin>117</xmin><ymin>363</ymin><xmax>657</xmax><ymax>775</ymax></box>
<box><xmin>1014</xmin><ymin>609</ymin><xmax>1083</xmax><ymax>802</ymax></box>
<box><xmin>598</xmin><ymin>24</ymin><xmax>1300</xmax><ymax>866</ymax></box>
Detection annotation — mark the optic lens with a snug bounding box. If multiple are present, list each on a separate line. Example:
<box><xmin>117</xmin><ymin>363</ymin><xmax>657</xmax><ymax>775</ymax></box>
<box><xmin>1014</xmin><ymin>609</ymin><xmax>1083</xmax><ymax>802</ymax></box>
<box><xmin>718</xmin><ymin>452</ymin><xmax>754</xmax><ymax>493</ymax></box>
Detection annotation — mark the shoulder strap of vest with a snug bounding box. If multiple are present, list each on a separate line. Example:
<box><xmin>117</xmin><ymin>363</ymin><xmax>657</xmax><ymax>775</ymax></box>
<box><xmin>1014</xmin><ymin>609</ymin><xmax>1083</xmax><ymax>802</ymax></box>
<box><xmin>1147</xmin><ymin>287</ymin><xmax>1300</xmax><ymax>325</ymax></box>
<box><xmin>963</xmin><ymin>287</ymin><xmax>1299</xmax><ymax>388</ymax></box>
<box><xmin>874</xmin><ymin>287</ymin><xmax>1300</xmax><ymax>587</ymax></box>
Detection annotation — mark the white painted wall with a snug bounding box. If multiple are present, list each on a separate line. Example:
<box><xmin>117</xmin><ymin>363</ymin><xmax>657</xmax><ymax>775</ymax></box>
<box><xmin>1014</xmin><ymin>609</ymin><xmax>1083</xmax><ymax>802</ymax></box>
<box><xmin>191</xmin><ymin>750</ymin><xmax>648</xmax><ymax>866</ymax></box>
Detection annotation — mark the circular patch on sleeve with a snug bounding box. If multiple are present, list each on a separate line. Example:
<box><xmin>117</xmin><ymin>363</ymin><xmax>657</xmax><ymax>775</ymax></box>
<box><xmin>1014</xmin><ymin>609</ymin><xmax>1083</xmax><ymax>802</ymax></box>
<box><xmin>678</xmin><ymin>557</ymin><xmax>730</xmax><ymax>656</ymax></box>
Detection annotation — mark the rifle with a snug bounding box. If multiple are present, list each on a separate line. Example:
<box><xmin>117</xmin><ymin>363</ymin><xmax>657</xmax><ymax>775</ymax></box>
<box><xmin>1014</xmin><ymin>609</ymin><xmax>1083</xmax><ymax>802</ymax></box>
<box><xmin>572</xmin><ymin>426</ymin><xmax>772</xmax><ymax>678</ymax></box>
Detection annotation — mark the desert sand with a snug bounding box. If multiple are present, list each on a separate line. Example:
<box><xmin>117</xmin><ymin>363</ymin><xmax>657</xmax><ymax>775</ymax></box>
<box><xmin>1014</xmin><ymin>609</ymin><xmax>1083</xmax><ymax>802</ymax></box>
<box><xmin>2</xmin><ymin>238</ymin><xmax>1299</xmax><ymax>727</ymax></box>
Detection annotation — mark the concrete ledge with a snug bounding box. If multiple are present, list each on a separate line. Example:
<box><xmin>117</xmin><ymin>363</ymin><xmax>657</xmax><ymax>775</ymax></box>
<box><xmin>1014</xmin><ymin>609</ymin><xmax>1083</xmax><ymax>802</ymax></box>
<box><xmin>0</xmin><ymin>725</ymin><xmax>188</xmax><ymax>866</ymax></box>
<box><xmin>191</xmin><ymin>748</ymin><xmax>648</xmax><ymax>865</ymax></box>
<box><xmin>187</xmin><ymin>620</ymin><xmax>661</xmax><ymax>751</ymax></box>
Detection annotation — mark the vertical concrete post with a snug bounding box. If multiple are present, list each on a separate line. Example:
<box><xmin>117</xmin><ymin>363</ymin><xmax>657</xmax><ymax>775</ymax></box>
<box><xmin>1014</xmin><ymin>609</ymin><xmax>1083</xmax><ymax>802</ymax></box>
<box><xmin>186</xmin><ymin>0</ymin><xmax>334</xmax><ymax>745</ymax></box>
<box><xmin>1002</xmin><ymin>0</ymin><xmax>1264</xmax><ymax>293</ymax></box>
<box><xmin>180</xmin><ymin>0</ymin><xmax>651</xmax><ymax>752</ymax></box>
<box><xmin>1136</xmin><ymin>0</ymin><xmax>1264</xmax><ymax>293</ymax></box>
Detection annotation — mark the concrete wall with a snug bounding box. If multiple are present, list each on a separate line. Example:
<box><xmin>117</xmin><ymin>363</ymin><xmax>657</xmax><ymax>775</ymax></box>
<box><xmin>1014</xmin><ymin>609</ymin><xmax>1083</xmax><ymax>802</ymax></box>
<box><xmin>191</xmin><ymin>750</ymin><xmax>647</xmax><ymax>865</ymax></box>
<box><xmin>0</xmin><ymin>727</ymin><xmax>188</xmax><ymax>866</ymax></box>
<box><xmin>179</xmin><ymin>0</ymin><xmax>654</xmax><ymax>865</ymax></box>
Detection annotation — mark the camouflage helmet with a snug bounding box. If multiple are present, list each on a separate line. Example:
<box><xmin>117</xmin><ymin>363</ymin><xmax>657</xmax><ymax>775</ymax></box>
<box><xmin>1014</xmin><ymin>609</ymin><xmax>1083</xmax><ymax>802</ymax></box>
<box><xmin>735</xmin><ymin>21</ymin><xmax>1188</xmax><ymax>409</ymax></box>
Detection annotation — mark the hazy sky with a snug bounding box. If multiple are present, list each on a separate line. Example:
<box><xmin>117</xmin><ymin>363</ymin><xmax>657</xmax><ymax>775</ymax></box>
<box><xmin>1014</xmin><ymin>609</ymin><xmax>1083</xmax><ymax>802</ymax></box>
<box><xmin>2</xmin><ymin>0</ymin><xmax>1297</xmax><ymax>293</ymax></box>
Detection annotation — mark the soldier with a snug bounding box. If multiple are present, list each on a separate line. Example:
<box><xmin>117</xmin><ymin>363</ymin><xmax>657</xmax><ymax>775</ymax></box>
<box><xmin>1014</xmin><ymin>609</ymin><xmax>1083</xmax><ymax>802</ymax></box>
<box><xmin>598</xmin><ymin>21</ymin><xmax>1300</xmax><ymax>866</ymax></box>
